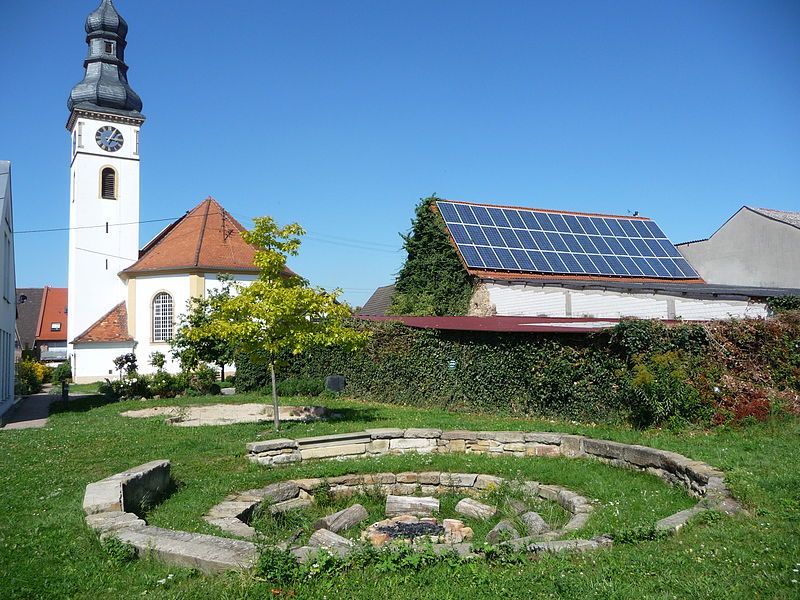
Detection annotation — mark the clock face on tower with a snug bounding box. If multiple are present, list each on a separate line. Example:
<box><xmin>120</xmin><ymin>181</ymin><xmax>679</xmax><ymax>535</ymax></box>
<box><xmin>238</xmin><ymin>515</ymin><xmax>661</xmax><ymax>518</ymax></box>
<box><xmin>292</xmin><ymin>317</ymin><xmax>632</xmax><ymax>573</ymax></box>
<box><xmin>95</xmin><ymin>126</ymin><xmax>124</xmax><ymax>152</ymax></box>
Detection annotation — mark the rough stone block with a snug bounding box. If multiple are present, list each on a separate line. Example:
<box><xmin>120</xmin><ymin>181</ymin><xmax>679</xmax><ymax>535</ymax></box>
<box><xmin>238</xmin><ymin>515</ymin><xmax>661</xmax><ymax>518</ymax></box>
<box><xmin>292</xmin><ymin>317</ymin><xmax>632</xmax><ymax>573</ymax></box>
<box><xmin>478</xmin><ymin>431</ymin><xmax>525</xmax><ymax>443</ymax></box>
<box><xmin>520</xmin><ymin>511</ymin><xmax>550</xmax><ymax>535</ymax></box>
<box><xmin>367</xmin><ymin>439</ymin><xmax>390</xmax><ymax>454</ymax></box>
<box><xmin>583</xmin><ymin>439</ymin><xmax>626</xmax><ymax>460</ymax></box>
<box><xmin>389</xmin><ymin>438</ymin><xmax>436</xmax><ymax>451</ymax></box>
<box><xmin>503</xmin><ymin>443</ymin><xmax>527</xmax><ymax>453</ymax></box>
<box><xmin>300</xmin><ymin>443</ymin><xmax>366</xmax><ymax>460</ymax></box>
<box><xmin>246</xmin><ymin>439</ymin><xmax>298</xmax><ymax>453</ymax></box>
<box><xmin>308</xmin><ymin>529</ymin><xmax>355</xmax><ymax>551</ymax></box>
<box><xmin>314</xmin><ymin>504</ymin><xmax>369</xmax><ymax>533</ymax></box>
<box><xmin>563</xmin><ymin>512</ymin><xmax>591</xmax><ymax>531</ymax></box>
<box><xmin>361</xmin><ymin>473</ymin><xmax>396</xmax><ymax>485</ymax></box>
<box><xmin>385</xmin><ymin>495</ymin><xmax>439</xmax><ymax>517</ymax></box>
<box><xmin>292</xmin><ymin>478</ymin><xmax>324</xmax><ymax>491</ymax></box>
<box><xmin>418</xmin><ymin>471</ymin><xmax>441</xmax><ymax>485</ymax></box>
<box><xmin>396</xmin><ymin>472</ymin><xmax>418</xmax><ymax>484</ymax></box>
<box><xmin>559</xmin><ymin>435</ymin><xmax>585</xmax><ymax>457</ymax></box>
<box><xmin>440</xmin><ymin>473</ymin><xmax>478</xmax><ymax>488</ymax></box>
<box><xmin>537</xmin><ymin>485</ymin><xmax>561</xmax><ymax>501</ymax></box>
<box><xmin>486</xmin><ymin>520</ymin><xmax>521</xmax><ymax>544</ymax></box>
<box><xmin>526</xmin><ymin>444</ymin><xmax>560</xmax><ymax>457</ymax></box>
<box><xmin>268</xmin><ymin>451</ymin><xmax>302</xmax><ymax>465</ymax></box>
<box><xmin>446</xmin><ymin>440</ymin><xmax>467</xmax><ymax>452</ymax></box>
<box><xmin>269</xmin><ymin>498</ymin><xmax>313</xmax><ymax>514</ymax></box>
<box><xmin>474</xmin><ymin>474</ymin><xmax>504</xmax><ymax>490</ymax></box>
<box><xmin>455</xmin><ymin>498</ymin><xmax>496</xmax><ymax>520</ymax></box>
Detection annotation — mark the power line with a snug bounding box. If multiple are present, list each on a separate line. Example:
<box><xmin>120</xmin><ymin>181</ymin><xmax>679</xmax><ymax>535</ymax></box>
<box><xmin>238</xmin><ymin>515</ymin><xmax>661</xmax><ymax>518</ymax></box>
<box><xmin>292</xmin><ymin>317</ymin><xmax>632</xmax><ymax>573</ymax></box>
<box><xmin>75</xmin><ymin>247</ymin><xmax>138</xmax><ymax>261</ymax></box>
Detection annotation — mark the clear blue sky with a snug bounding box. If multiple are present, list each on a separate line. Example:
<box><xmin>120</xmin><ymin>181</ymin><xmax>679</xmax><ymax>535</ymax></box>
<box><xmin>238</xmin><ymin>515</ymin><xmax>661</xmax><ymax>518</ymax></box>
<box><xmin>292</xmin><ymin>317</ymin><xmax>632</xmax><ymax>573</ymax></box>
<box><xmin>1</xmin><ymin>0</ymin><xmax>798</xmax><ymax>306</ymax></box>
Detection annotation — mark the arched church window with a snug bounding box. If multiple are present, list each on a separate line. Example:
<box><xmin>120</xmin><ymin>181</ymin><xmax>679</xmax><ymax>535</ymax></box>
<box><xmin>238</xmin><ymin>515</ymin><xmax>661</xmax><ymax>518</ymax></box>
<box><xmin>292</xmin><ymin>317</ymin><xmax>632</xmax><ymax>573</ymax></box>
<box><xmin>152</xmin><ymin>292</ymin><xmax>174</xmax><ymax>342</ymax></box>
<box><xmin>101</xmin><ymin>167</ymin><xmax>116</xmax><ymax>199</ymax></box>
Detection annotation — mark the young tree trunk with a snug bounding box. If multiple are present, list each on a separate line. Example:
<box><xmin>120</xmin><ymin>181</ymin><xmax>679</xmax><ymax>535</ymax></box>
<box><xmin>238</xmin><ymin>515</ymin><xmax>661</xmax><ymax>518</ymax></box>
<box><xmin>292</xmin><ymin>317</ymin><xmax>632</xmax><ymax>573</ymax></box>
<box><xmin>270</xmin><ymin>361</ymin><xmax>279</xmax><ymax>431</ymax></box>
<box><xmin>220</xmin><ymin>363</ymin><xmax>225</xmax><ymax>381</ymax></box>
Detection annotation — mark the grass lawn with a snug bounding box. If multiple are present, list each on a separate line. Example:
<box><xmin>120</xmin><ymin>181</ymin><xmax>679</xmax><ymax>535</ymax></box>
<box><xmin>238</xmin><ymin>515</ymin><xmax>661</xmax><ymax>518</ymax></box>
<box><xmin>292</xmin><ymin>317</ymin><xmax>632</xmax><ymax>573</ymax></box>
<box><xmin>0</xmin><ymin>392</ymin><xmax>798</xmax><ymax>599</ymax></box>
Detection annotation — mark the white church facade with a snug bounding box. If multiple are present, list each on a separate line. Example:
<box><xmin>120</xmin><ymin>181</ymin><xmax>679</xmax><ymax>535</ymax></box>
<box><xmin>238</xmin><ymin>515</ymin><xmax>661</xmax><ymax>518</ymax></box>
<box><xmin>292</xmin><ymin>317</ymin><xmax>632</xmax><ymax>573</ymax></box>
<box><xmin>67</xmin><ymin>1</ymin><xmax>259</xmax><ymax>382</ymax></box>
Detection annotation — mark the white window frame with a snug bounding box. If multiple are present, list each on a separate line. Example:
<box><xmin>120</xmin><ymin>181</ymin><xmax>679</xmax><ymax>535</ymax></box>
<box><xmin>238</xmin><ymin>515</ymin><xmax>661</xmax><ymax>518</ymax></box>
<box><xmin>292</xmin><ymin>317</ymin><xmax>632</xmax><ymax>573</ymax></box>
<box><xmin>152</xmin><ymin>292</ymin><xmax>174</xmax><ymax>342</ymax></box>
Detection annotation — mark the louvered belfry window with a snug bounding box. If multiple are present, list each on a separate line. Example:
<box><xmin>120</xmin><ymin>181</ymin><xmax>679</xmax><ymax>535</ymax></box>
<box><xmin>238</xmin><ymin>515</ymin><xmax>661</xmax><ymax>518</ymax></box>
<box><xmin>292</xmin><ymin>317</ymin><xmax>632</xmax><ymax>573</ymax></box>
<box><xmin>101</xmin><ymin>167</ymin><xmax>116</xmax><ymax>199</ymax></box>
<box><xmin>152</xmin><ymin>292</ymin><xmax>174</xmax><ymax>342</ymax></box>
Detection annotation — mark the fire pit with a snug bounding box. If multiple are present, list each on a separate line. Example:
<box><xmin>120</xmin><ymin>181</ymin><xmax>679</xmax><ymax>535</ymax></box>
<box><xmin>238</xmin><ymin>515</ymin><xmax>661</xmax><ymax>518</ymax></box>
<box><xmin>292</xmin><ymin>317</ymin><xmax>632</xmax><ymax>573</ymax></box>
<box><xmin>362</xmin><ymin>515</ymin><xmax>473</xmax><ymax>547</ymax></box>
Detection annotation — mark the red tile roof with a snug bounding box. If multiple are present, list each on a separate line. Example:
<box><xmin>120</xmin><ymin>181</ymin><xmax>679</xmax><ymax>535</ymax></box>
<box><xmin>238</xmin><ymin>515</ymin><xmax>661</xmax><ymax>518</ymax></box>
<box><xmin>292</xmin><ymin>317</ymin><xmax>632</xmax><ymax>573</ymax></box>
<box><xmin>72</xmin><ymin>302</ymin><xmax>133</xmax><ymax>344</ymax></box>
<box><xmin>122</xmin><ymin>197</ymin><xmax>261</xmax><ymax>276</ymax></box>
<box><xmin>36</xmin><ymin>287</ymin><xmax>68</xmax><ymax>342</ymax></box>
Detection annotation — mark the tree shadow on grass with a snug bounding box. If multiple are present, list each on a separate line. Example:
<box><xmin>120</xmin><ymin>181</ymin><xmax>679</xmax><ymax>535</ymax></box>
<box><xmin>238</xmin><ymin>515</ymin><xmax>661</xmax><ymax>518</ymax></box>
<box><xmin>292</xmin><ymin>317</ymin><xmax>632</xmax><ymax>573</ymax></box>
<box><xmin>49</xmin><ymin>394</ymin><xmax>117</xmax><ymax>415</ymax></box>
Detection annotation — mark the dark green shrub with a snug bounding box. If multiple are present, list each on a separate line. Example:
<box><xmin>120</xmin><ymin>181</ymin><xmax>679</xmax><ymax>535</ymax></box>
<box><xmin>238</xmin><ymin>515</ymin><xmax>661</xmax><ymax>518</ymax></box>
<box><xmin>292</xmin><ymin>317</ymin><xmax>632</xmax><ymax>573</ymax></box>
<box><xmin>624</xmin><ymin>351</ymin><xmax>711</xmax><ymax>428</ymax></box>
<box><xmin>52</xmin><ymin>362</ymin><xmax>72</xmax><ymax>384</ymax></box>
<box><xmin>184</xmin><ymin>364</ymin><xmax>220</xmax><ymax>395</ymax></box>
<box><xmin>150</xmin><ymin>370</ymin><xmax>179</xmax><ymax>398</ymax></box>
<box><xmin>276</xmin><ymin>377</ymin><xmax>324</xmax><ymax>397</ymax></box>
<box><xmin>233</xmin><ymin>351</ymin><xmax>271</xmax><ymax>392</ymax></box>
<box><xmin>766</xmin><ymin>296</ymin><xmax>800</xmax><ymax>314</ymax></box>
<box><xmin>98</xmin><ymin>375</ymin><xmax>152</xmax><ymax>400</ymax></box>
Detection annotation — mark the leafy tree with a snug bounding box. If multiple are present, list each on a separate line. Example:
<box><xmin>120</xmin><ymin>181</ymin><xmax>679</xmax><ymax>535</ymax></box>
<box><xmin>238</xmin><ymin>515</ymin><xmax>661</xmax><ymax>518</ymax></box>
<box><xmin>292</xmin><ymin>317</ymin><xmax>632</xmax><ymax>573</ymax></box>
<box><xmin>180</xmin><ymin>216</ymin><xmax>368</xmax><ymax>429</ymax></box>
<box><xmin>170</xmin><ymin>282</ymin><xmax>236</xmax><ymax>379</ymax></box>
<box><xmin>389</xmin><ymin>195</ymin><xmax>474</xmax><ymax>316</ymax></box>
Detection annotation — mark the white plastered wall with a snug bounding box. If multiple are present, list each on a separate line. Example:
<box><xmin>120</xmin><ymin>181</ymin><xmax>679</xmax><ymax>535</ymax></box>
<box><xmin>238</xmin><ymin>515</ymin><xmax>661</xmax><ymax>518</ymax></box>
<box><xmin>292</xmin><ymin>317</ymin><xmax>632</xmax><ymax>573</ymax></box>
<box><xmin>72</xmin><ymin>342</ymin><xmax>135</xmax><ymax>383</ymax></box>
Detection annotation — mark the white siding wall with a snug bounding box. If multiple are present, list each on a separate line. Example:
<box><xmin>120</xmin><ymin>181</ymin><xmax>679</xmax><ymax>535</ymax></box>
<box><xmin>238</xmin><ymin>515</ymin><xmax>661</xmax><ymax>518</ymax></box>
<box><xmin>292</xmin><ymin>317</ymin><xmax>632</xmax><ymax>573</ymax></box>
<box><xmin>0</xmin><ymin>162</ymin><xmax>16</xmax><ymax>417</ymax></box>
<box><xmin>484</xmin><ymin>283</ymin><xmax>767</xmax><ymax>321</ymax></box>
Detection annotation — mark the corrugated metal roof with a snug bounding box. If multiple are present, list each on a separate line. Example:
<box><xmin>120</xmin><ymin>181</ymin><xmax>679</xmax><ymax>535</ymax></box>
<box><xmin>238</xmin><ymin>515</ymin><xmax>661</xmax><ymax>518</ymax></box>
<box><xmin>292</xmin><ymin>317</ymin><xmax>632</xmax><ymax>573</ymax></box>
<box><xmin>360</xmin><ymin>315</ymin><xmax>621</xmax><ymax>333</ymax></box>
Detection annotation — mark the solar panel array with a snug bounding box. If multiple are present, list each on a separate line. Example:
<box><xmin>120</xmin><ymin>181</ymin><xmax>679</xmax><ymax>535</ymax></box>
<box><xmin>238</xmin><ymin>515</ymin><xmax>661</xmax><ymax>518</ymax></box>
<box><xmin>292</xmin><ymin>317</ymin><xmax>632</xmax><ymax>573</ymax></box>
<box><xmin>437</xmin><ymin>201</ymin><xmax>699</xmax><ymax>279</ymax></box>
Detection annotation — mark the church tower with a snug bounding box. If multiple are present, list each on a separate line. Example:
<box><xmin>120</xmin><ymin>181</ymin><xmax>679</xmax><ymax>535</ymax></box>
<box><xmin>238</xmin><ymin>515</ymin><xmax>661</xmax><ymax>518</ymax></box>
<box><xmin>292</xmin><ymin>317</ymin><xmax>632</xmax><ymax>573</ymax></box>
<box><xmin>67</xmin><ymin>0</ymin><xmax>143</xmax><ymax>349</ymax></box>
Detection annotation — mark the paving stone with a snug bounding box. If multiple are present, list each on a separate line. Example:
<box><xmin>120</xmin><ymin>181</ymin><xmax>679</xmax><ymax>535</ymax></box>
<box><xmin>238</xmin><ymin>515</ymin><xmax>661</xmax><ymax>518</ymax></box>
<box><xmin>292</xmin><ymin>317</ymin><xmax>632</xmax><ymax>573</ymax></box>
<box><xmin>85</xmin><ymin>511</ymin><xmax>145</xmax><ymax>533</ymax></box>
<box><xmin>486</xmin><ymin>520</ymin><xmax>520</xmax><ymax>544</ymax></box>
<box><xmin>113</xmin><ymin>525</ymin><xmax>257</xmax><ymax>574</ymax></box>
<box><xmin>365</xmin><ymin>428</ymin><xmax>405</xmax><ymax>439</ymax></box>
<box><xmin>655</xmin><ymin>505</ymin><xmax>706</xmax><ymax>533</ymax></box>
<box><xmin>203</xmin><ymin>516</ymin><xmax>256</xmax><ymax>539</ymax></box>
<box><xmin>246</xmin><ymin>438</ymin><xmax>298</xmax><ymax>453</ymax></box>
<box><xmin>523</xmin><ymin>432</ymin><xmax>563</xmax><ymax>444</ymax></box>
<box><xmin>441</xmin><ymin>430</ymin><xmax>478</xmax><ymax>441</ymax></box>
<box><xmin>404</xmin><ymin>428</ymin><xmax>442</xmax><ymax>439</ymax></box>
<box><xmin>455</xmin><ymin>498</ymin><xmax>496</xmax><ymax>520</ymax></box>
<box><xmin>300</xmin><ymin>443</ymin><xmax>366</xmax><ymax>460</ymax></box>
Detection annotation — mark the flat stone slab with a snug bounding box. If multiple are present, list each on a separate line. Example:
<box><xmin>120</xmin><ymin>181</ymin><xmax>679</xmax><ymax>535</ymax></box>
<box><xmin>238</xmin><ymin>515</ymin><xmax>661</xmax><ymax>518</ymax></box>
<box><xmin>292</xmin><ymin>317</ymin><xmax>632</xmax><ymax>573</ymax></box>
<box><xmin>204</xmin><ymin>516</ymin><xmax>257</xmax><ymax>539</ymax></box>
<box><xmin>269</xmin><ymin>498</ymin><xmax>313</xmax><ymax>514</ymax></box>
<box><xmin>113</xmin><ymin>525</ymin><xmax>257</xmax><ymax>574</ymax></box>
<box><xmin>122</xmin><ymin>404</ymin><xmax>331</xmax><ymax>426</ymax></box>
<box><xmin>85</xmin><ymin>511</ymin><xmax>146</xmax><ymax>533</ymax></box>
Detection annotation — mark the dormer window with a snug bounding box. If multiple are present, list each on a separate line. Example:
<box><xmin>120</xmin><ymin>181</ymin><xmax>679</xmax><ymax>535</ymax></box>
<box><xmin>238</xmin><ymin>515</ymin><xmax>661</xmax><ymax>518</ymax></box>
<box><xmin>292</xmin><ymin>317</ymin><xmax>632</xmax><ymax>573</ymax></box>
<box><xmin>104</xmin><ymin>41</ymin><xmax>114</xmax><ymax>54</ymax></box>
<box><xmin>50</xmin><ymin>323</ymin><xmax>62</xmax><ymax>332</ymax></box>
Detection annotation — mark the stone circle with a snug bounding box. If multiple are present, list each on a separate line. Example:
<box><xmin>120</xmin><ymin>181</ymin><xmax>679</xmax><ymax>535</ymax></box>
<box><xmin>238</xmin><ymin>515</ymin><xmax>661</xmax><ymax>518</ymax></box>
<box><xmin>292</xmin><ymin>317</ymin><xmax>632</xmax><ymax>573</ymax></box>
<box><xmin>81</xmin><ymin>428</ymin><xmax>745</xmax><ymax>573</ymax></box>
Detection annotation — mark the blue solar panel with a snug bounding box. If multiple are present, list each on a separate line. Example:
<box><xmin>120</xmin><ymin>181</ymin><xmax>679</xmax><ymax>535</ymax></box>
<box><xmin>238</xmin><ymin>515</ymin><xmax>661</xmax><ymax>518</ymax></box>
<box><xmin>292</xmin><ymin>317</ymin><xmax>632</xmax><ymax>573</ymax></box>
<box><xmin>499</xmin><ymin>228</ymin><xmax>523</xmax><ymax>248</ymax></box>
<box><xmin>472</xmin><ymin>205</ymin><xmax>494</xmax><ymax>226</ymax></box>
<box><xmin>593</xmin><ymin>218</ymin><xmax>613</xmax><ymax>236</ymax></box>
<box><xmin>578</xmin><ymin>216</ymin><xmax>599</xmax><ymax>235</ymax></box>
<box><xmin>459</xmin><ymin>245</ymin><xmax>483</xmax><ymax>268</ymax></box>
<box><xmin>439</xmin><ymin>202</ymin><xmax>459</xmax><ymax>222</ymax></box>
<box><xmin>454</xmin><ymin>203</ymin><xmax>478</xmax><ymax>225</ymax></box>
<box><xmin>437</xmin><ymin>201</ymin><xmax>700</xmax><ymax>279</ymax></box>
<box><xmin>494</xmin><ymin>247</ymin><xmax>518</xmax><ymax>270</ymax></box>
<box><xmin>505</xmin><ymin>209</ymin><xmax>526</xmax><ymax>229</ymax></box>
<box><xmin>483</xmin><ymin>227</ymin><xmax>506</xmax><ymax>247</ymax></box>
<box><xmin>515</xmin><ymin>229</ymin><xmax>537</xmax><ymax>250</ymax></box>
<box><xmin>488</xmin><ymin>208</ymin><xmax>510</xmax><ymax>228</ymax></box>
<box><xmin>465</xmin><ymin>225</ymin><xmax>489</xmax><ymax>246</ymax></box>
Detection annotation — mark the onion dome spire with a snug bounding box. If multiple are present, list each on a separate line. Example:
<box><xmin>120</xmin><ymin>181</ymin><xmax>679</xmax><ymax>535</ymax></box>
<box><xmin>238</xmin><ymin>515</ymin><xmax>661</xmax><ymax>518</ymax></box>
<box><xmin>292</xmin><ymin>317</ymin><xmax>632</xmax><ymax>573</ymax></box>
<box><xmin>68</xmin><ymin>0</ymin><xmax>143</xmax><ymax>120</ymax></box>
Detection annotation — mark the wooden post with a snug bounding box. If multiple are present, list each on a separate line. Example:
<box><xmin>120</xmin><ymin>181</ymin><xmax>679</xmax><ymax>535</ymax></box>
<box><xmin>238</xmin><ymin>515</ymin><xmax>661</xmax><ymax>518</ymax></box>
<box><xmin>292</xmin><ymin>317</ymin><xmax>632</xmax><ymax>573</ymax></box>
<box><xmin>270</xmin><ymin>361</ymin><xmax>279</xmax><ymax>431</ymax></box>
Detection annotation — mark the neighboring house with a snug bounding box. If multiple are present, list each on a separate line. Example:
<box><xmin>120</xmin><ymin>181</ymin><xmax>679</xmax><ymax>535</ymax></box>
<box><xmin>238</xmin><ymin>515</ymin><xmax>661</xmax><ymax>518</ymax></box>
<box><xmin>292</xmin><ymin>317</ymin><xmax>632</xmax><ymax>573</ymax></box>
<box><xmin>385</xmin><ymin>199</ymin><xmax>799</xmax><ymax>321</ymax></box>
<box><xmin>676</xmin><ymin>207</ymin><xmax>800</xmax><ymax>289</ymax></box>
<box><xmin>0</xmin><ymin>161</ymin><xmax>17</xmax><ymax>420</ymax></box>
<box><xmin>15</xmin><ymin>287</ymin><xmax>44</xmax><ymax>357</ymax></box>
<box><xmin>360</xmin><ymin>284</ymin><xmax>396</xmax><ymax>316</ymax></box>
<box><xmin>35</xmin><ymin>287</ymin><xmax>68</xmax><ymax>363</ymax></box>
